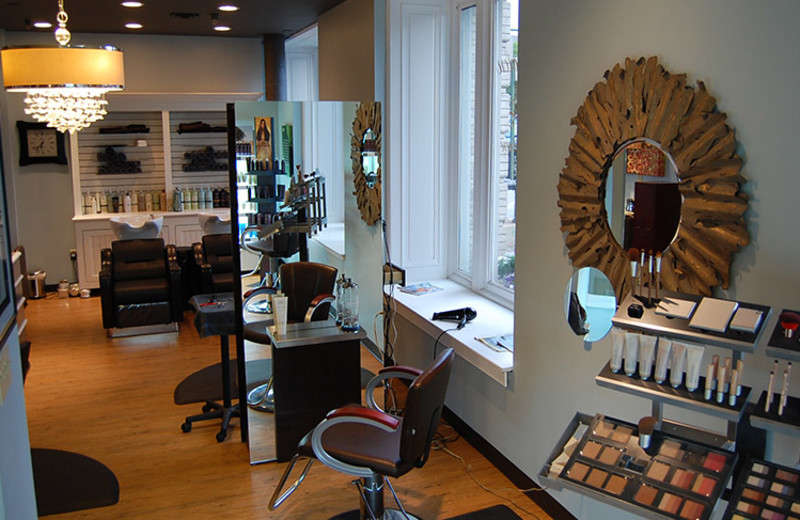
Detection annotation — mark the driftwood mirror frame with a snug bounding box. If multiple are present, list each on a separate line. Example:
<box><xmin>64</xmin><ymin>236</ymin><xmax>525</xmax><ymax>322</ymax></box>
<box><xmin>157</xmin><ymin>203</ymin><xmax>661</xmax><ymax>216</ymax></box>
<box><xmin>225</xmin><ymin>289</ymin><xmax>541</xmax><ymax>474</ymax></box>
<box><xmin>351</xmin><ymin>101</ymin><xmax>382</xmax><ymax>226</ymax></box>
<box><xmin>557</xmin><ymin>56</ymin><xmax>749</xmax><ymax>300</ymax></box>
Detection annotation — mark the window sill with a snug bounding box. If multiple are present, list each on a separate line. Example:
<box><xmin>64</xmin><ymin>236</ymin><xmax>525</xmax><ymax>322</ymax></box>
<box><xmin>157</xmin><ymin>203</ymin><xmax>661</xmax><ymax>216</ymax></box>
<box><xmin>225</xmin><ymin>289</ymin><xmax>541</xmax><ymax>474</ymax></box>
<box><xmin>311</xmin><ymin>222</ymin><xmax>345</xmax><ymax>258</ymax></box>
<box><xmin>386</xmin><ymin>279</ymin><xmax>513</xmax><ymax>386</ymax></box>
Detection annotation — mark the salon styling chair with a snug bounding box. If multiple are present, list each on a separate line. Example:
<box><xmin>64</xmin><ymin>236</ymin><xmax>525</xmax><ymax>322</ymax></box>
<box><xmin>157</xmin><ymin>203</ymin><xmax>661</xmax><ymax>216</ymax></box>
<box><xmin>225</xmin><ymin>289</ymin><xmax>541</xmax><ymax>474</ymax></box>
<box><xmin>193</xmin><ymin>233</ymin><xmax>235</xmax><ymax>294</ymax></box>
<box><xmin>99</xmin><ymin>238</ymin><xmax>183</xmax><ymax>337</ymax></box>
<box><xmin>243</xmin><ymin>261</ymin><xmax>337</xmax><ymax>411</ymax></box>
<box><xmin>269</xmin><ymin>348</ymin><xmax>455</xmax><ymax>520</ymax></box>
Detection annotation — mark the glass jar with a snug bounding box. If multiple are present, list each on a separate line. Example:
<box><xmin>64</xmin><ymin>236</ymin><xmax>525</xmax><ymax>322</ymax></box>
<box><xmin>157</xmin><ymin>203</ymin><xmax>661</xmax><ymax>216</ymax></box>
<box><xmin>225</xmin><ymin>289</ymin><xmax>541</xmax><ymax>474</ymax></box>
<box><xmin>340</xmin><ymin>278</ymin><xmax>360</xmax><ymax>331</ymax></box>
<box><xmin>334</xmin><ymin>273</ymin><xmax>347</xmax><ymax>325</ymax></box>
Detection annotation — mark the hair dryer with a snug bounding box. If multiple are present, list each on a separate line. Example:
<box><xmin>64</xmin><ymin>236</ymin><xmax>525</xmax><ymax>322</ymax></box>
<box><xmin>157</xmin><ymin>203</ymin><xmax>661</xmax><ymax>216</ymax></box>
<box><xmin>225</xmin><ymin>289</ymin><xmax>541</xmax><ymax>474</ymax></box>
<box><xmin>432</xmin><ymin>307</ymin><xmax>477</xmax><ymax>329</ymax></box>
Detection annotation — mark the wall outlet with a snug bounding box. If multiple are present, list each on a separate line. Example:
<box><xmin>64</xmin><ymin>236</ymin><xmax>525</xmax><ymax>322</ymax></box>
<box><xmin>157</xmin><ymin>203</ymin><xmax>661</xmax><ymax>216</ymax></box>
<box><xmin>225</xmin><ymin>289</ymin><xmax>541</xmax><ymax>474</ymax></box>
<box><xmin>0</xmin><ymin>346</ymin><xmax>12</xmax><ymax>407</ymax></box>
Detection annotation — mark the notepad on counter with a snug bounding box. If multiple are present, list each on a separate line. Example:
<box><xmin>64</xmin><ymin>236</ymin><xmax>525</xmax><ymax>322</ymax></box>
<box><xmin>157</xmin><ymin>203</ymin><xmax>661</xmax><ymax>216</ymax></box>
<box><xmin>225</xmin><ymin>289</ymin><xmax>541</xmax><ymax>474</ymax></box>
<box><xmin>729</xmin><ymin>307</ymin><xmax>764</xmax><ymax>333</ymax></box>
<box><xmin>655</xmin><ymin>298</ymin><xmax>697</xmax><ymax>319</ymax></box>
<box><xmin>688</xmin><ymin>297</ymin><xmax>739</xmax><ymax>332</ymax></box>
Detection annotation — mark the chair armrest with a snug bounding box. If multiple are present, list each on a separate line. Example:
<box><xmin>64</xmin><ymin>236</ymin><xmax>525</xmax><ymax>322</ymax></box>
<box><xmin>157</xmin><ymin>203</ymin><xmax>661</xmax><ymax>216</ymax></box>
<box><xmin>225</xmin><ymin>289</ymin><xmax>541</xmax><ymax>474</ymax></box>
<box><xmin>311</xmin><ymin>406</ymin><xmax>400</xmax><ymax>478</ymax></box>
<box><xmin>243</xmin><ymin>286</ymin><xmax>277</xmax><ymax>315</ymax></box>
<box><xmin>364</xmin><ymin>366</ymin><xmax>422</xmax><ymax>411</ymax></box>
<box><xmin>304</xmin><ymin>294</ymin><xmax>335</xmax><ymax>322</ymax></box>
<box><xmin>192</xmin><ymin>242</ymin><xmax>206</xmax><ymax>267</ymax></box>
<box><xmin>325</xmin><ymin>406</ymin><xmax>400</xmax><ymax>430</ymax></box>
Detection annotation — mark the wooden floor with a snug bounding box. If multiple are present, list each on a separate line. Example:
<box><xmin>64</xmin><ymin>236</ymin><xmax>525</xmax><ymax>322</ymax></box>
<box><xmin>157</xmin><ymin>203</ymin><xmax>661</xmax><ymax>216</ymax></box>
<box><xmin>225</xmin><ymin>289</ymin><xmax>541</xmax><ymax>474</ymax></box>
<box><xmin>22</xmin><ymin>294</ymin><xmax>552</xmax><ymax>519</ymax></box>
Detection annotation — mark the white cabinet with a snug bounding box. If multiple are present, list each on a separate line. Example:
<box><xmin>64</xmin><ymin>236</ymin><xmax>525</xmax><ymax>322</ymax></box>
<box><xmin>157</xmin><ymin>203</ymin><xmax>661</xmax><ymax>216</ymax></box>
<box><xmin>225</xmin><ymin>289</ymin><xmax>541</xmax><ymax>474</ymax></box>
<box><xmin>74</xmin><ymin>210</ymin><xmax>231</xmax><ymax>289</ymax></box>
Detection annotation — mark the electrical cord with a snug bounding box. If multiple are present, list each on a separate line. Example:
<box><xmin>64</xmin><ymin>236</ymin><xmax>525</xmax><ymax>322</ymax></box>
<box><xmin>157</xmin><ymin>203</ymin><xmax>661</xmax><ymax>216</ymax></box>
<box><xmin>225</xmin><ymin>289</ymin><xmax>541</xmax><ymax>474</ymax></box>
<box><xmin>429</xmin><ymin>420</ymin><xmax>549</xmax><ymax>520</ymax></box>
<box><xmin>433</xmin><ymin>327</ymin><xmax>459</xmax><ymax>360</ymax></box>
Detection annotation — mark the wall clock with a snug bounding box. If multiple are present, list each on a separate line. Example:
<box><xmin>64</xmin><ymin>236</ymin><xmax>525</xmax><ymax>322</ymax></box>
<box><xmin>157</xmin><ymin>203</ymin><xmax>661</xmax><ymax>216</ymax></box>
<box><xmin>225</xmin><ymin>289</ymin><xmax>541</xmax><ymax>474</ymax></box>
<box><xmin>17</xmin><ymin>121</ymin><xmax>68</xmax><ymax>166</ymax></box>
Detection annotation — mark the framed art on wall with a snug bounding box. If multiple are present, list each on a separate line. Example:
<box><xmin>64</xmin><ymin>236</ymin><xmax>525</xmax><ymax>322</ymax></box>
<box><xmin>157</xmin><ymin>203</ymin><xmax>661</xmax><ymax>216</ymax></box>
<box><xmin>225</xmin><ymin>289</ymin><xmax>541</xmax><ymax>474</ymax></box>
<box><xmin>16</xmin><ymin>121</ymin><xmax>68</xmax><ymax>166</ymax></box>
<box><xmin>254</xmin><ymin>116</ymin><xmax>273</xmax><ymax>165</ymax></box>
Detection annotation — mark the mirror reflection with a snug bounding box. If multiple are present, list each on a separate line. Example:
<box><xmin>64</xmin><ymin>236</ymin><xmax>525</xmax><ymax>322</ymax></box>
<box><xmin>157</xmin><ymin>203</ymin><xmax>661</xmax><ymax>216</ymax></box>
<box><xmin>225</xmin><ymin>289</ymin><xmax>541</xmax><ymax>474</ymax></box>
<box><xmin>232</xmin><ymin>101</ymin><xmax>366</xmax><ymax>464</ymax></box>
<box><xmin>604</xmin><ymin>140</ymin><xmax>681</xmax><ymax>255</ymax></box>
<box><xmin>361</xmin><ymin>128</ymin><xmax>379</xmax><ymax>189</ymax></box>
<box><xmin>564</xmin><ymin>267</ymin><xmax>616</xmax><ymax>342</ymax></box>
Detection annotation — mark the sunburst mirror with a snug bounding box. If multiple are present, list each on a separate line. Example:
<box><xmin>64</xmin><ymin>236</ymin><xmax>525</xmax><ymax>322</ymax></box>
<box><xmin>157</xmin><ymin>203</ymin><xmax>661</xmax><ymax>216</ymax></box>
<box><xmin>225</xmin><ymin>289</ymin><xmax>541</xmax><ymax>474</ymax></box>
<box><xmin>351</xmin><ymin>101</ymin><xmax>381</xmax><ymax>226</ymax></box>
<box><xmin>557</xmin><ymin>56</ymin><xmax>749</xmax><ymax>300</ymax></box>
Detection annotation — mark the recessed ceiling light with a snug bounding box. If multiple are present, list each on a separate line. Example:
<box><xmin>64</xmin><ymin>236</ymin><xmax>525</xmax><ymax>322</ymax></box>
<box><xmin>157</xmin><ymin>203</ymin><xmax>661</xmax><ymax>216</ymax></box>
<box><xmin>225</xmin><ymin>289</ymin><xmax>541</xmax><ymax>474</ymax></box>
<box><xmin>218</xmin><ymin>4</ymin><xmax>239</xmax><ymax>12</ymax></box>
<box><xmin>125</xmin><ymin>22</ymin><xmax>143</xmax><ymax>29</ymax></box>
<box><xmin>214</xmin><ymin>25</ymin><xmax>231</xmax><ymax>32</ymax></box>
<box><xmin>33</xmin><ymin>21</ymin><xmax>53</xmax><ymax>29</ymax></box>
<box><xmin>121</xmin><ymin>1</ymin><xmax>144</xmax><ymax>7</ymax></box>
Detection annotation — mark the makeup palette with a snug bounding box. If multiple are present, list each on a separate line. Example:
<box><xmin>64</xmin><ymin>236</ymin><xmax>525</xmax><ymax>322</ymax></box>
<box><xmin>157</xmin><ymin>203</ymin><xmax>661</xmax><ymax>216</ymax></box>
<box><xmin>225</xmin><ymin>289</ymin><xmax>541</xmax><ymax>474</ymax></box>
<box><xmin>723</xmin><ymin>458</ymin><xmax>800</xmax><ymax>520</ymax></box>
<box><xmin>560</xmin><ymin>415</ymin><xmax>736</xmax><ymax>520</ymax></box>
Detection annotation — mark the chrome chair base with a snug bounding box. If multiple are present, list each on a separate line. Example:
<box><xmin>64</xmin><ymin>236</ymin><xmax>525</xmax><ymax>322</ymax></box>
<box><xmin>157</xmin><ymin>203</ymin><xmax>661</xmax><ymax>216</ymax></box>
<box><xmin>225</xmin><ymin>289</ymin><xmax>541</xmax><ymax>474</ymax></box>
<box><xmin>247</xmin><ymin>381</ymin><xmax>274</xmax><ymax>412</ymax></box>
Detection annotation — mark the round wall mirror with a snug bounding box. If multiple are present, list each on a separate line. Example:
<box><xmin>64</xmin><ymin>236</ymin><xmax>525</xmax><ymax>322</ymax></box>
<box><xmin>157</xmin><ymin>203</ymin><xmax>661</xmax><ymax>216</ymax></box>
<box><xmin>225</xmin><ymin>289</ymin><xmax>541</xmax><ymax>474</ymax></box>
<box><xmin>564</xmin><ymin>267</ymin><xmax>616</xmax><ymax>342</ymax></box>
<box><xmin>604</xmin><ymin>139</ymin><xmax>681</xmax><ymax>255</ymax></box>
<box><xmin>557</xmin><ymin>56</ymin><xmax>749</xmax><ymax>299</ymax></box>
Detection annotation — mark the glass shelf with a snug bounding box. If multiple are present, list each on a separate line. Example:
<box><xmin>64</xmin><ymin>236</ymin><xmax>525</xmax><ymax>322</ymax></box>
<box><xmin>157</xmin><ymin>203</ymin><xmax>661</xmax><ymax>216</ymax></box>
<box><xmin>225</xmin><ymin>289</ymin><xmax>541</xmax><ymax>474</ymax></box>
<box><xmin>612</xmin><ymin>292</ymin><xmax>772</xmax><ymax>353</ymax></box>
<box><xmin>596</xmin><ymin>362</ymin><xmax>752</xmax><ymax>423</ymax></box>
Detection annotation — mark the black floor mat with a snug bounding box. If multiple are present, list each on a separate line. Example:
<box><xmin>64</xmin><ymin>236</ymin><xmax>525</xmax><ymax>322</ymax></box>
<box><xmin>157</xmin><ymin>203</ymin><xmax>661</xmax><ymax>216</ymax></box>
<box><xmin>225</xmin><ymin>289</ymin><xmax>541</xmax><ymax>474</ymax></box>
<box><xmin>31</xmin><ymin>448</ymin><xmax>119</xmax><ymax>516</ymax></box>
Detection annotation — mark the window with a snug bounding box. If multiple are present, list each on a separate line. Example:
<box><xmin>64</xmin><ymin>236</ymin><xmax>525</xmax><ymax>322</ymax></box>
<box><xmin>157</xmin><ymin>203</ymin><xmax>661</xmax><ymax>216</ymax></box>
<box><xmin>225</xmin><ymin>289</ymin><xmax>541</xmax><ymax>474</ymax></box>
<box><xmin>454</xmin><ymin>0</ymin><xmax>518</xmax><ymax>301</ymax></box>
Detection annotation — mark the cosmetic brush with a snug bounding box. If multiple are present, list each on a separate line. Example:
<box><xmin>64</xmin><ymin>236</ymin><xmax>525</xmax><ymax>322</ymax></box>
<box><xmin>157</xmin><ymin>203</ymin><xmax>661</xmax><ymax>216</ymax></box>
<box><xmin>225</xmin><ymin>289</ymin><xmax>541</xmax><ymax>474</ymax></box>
<box><xmin>766</xmin><ymin>370</ymin><xmax>775</xmax><ymax>412</ymax></box>
<box><xmin>640</xmin><ymin>249</ymin><xmax>646</xmax><ymax>296</ymax></box>
<box><xmin>778</xmin><ymin>367</ymin><xmax>790</xmax><ymax>415</ymax></box>
<box><xmin>628</xmin><ymin>248</ymin><xmax>640</xmax><ymax>295</ymax></box>
<box><xmin>655</xmin><ymin>251</ymin><xmax>662</xmax><ymax>300</ymax></box>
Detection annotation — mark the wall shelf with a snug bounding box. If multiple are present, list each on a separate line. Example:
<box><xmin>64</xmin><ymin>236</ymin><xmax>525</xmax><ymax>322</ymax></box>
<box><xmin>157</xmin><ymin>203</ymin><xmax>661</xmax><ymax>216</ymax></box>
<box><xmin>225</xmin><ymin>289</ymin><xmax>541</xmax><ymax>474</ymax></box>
<box><xmin>596</xmin><ymin>363</ymin><xmax>752</xmax><ymax>423</ymax></box>
<box><xmin>749</xmin><ymin>391</ymin><xmax>800</xmax><ymax>438</ymax></box>
<box><xmin>612</xmin><ymin>292</ymin><xmax>772</xmax><ymax>354</ymax></box>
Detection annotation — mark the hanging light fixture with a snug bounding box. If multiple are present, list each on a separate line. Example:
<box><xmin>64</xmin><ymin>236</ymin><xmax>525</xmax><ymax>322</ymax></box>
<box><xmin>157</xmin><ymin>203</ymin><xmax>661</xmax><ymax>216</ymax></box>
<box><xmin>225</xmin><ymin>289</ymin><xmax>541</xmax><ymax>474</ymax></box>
<box><xmin>1</xmin><ymin>0</ymin><xmax>125</xmax><ymax>134</ymax></box>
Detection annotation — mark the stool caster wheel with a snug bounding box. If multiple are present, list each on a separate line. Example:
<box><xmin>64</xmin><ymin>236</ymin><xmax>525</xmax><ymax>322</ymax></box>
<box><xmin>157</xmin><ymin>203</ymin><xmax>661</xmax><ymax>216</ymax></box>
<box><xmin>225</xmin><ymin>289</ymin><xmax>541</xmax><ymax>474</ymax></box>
<box><xmin>216</xmin><ymin>431</ymin><xmax>226</xmax><ymax>442</ymax></box>
<box><xmin>202</xmin><ymin>403</ymin><xmax>212</xmax><ymax>413</ymax></box>
<box><xmin>181</xmin><ymin>422</ymin><xmax>192</xmax><ymax>433</ymax></box>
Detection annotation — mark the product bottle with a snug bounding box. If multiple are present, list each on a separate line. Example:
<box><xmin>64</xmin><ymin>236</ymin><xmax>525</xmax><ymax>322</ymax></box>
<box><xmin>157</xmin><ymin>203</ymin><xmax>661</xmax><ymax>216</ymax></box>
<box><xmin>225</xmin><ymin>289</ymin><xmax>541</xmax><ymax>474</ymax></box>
<box><xmin>152</xmin><ymin>189</ymin><xmax>161</xmax><ymax>211</ymax></box>
<box><xmin>131</xmin><ymin>190</ymin><xmax>139</xmax><ymax>212</ymax></box>
<box><xmin>334</xmin><ymin>274</ymin><xmax>346</xmax><ymax>324</ymax></box>
<box><xmin>145</xmin><ymin>190</ymin><xmax>154</xmax><ymax>211</ymax></box>
<box><xmin>340</xmin><ymin>278</ymin><xmax>360</xmax><ymax>331</ymax></box>
<box><xmin>111</xmin><ymin>192</ymin><xmax>120</xmax><ymax>213</ymax></box>
<box><xmin>173</xmin><ymin>188</ymin><xmax>183</xmax><ymax>212</ymax></box>
<box><xmin>123</xmin><ymin>192</ymin><xmax>132</xmax><ymax>213</ymax></box>
<box><xmin>204</xmin><ymin>186</ymin><xmax>212</xmax><ymax>209</ymax></box>
<box><xmin>91</xmin><ymin>194</ymin><xmax>99</xmax><ymax>214</ymax></box>
<box><xmin>160</xmin><ymin>189</ymin><xmax>167</xmax><ymax>211</ymax></box>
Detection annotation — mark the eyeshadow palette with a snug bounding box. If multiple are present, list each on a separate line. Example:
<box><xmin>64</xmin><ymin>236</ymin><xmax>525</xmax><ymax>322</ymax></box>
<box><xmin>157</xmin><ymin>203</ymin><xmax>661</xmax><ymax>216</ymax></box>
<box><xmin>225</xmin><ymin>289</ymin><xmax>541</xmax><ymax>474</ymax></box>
<box><xmin>560</xmin><ymin>414</ymin><xmax>736</xmax><ymax>520</ymax></box>
<box><xmin>723</xmin><ymin>458</ymin><xmax>800</xmax><ymax>520</ymax></box>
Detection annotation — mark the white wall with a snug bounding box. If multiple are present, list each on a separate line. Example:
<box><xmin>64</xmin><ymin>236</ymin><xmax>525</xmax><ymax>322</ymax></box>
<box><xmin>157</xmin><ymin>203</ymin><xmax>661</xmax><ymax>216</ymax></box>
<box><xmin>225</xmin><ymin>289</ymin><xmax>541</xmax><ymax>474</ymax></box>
<box><xmin>0</xmin><ymin>31</ymin><xmax>264</xmax><ymax>283</ymax></box>
<box><xmin>392</xmin><ymin>1</ymin><xmax>800</xmax><ymax>518</ymax></box>
<box><xmin>0</xmin><ymin>331</ymin><xmax>37</xmax><ymax>520</ymax></box>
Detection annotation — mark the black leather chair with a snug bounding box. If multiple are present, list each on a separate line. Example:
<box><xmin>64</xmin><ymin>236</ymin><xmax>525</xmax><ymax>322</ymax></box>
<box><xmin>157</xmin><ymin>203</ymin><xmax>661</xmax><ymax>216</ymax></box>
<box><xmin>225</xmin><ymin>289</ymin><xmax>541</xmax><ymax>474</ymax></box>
<box><xmin>268</xmin><ymin>348</ymin><xmax>455</xmax><ymax>520</ymax></box>
<box><xmin>99</xmin><ymin>238</ymin><xmax>183</xmax><ymax>336</ymax></box>
<box><xmin>243</xmin><ymin>261</ymin><xmax>338</xmax><ymax>410</ymax></box>
<box><xmin>193</xmin><ymin>233</ymin><xmax>235</xmax><ymax>294</ymax></box>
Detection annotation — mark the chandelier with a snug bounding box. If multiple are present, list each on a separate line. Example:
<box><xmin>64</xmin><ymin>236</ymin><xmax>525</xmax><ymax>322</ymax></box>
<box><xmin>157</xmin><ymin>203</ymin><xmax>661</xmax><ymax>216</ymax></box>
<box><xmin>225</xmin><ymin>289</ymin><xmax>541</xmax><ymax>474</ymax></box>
<box><xmin>1</xmin><ymin>0</ymin><xmax>124</xmax><ymax>133</ymax></box>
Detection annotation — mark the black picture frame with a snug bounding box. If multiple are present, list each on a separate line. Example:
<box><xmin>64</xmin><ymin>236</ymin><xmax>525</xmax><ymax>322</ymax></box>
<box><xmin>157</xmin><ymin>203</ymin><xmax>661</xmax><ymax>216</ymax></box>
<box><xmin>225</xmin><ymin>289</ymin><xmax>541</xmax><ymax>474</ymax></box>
<box><xmin>16</xmin><ymin>121</ymin><xmax>68</xmax><ymax>166</ymax></box>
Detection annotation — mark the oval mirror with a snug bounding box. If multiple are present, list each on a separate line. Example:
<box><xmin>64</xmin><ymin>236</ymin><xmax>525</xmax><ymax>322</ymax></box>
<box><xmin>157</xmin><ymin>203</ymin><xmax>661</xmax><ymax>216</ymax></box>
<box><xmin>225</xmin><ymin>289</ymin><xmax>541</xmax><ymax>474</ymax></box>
<box><xmin>564</xmin><ymin>267</ymin><xmax>617</xmax><ymax>342</ymax></box>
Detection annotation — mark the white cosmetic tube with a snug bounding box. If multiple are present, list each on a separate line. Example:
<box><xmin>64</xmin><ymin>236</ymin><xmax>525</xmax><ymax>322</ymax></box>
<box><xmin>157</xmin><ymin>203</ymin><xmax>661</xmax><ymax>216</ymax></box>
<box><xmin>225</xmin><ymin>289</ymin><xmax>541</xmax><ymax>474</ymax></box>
<box><xmin>624</xmin><ymin>331</ymin><xmax>640</xmax><ymax>377</ymax></box>
<box><xmin>684</xmin><ymin>344</ymin><xmax>705</xmax><ymax>392</ymax></box>
<box><xmin>704</xmin><ymin>363</ymin><xmax>715</xmax><ymax>400</ymax></box>
<box><xmin>766</xmin><ymin>370</ymin><xmax>775</xmax><ymax>411</ymax></box>
<box><xmin>271</xmin><ymin>292</ymin><xmax>288</xmax><ymax>336</ymax></box>
<box><xmin>610</xmin><ymin>328</ymin><xmax>625</xmax><ymax>373</ymax></box>
<box><xmin>670</xmin><ymin>341</ymin><xmax>687</xmax><ymax>388</ymax></box>
<box><xmin>717</xmin><ymin>366</ymin><xmax>727</xmax><ymax>403</ymax></box>
<box><xmin>654</xmin><ymin>338</ymin><xmax>672</xmax><ymax>384</ymax></box>
<box><xmin>638</xmin><ymin>335</ymin><xmax>657</xmax><ymax>380</ymax></box>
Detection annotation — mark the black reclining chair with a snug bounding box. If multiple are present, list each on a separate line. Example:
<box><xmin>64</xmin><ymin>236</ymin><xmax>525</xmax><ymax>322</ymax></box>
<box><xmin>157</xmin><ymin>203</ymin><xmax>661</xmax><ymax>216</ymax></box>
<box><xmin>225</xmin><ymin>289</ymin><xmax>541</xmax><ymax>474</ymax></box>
<box><xmin>269</xmin><ymin>348</ymin><xmax>455</xmax><ymax>520</ymax></box>
<box><xmin>193</xmin><ymin>233</ymin><xmax>235</xmax><ymax>294</ymax></box>
<box><xmin>99</xmin><ymin>238</ymin><xmax>183</xmax><ymax>337</ymax></box>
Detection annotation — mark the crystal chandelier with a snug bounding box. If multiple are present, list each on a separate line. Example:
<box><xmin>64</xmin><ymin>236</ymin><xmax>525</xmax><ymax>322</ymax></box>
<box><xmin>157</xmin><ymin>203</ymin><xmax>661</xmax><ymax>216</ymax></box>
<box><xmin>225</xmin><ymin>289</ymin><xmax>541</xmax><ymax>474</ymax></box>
<box><xmin>1</xmin><ymin>0</ymin><xmax>125</xmax><ymax>133</ymax></box>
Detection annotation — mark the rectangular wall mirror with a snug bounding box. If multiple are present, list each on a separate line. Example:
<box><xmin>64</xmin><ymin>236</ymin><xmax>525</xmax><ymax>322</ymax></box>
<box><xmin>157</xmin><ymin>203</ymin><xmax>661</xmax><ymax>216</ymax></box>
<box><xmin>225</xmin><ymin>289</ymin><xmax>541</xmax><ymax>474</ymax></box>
<box><xmin>227</xmin><ymin>100</ymin><xmax>380</xmax><ymax>464</ymax></box>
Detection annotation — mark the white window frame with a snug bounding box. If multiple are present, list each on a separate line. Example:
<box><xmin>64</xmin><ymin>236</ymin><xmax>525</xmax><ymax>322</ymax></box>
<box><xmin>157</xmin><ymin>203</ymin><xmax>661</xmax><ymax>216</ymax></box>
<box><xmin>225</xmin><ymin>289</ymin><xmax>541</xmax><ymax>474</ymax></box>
<box><xmin>449</xmin><ymin>0</ymin><xmax>514</xmax><ymax>307</ymax></box>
